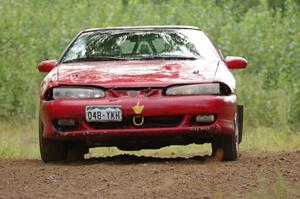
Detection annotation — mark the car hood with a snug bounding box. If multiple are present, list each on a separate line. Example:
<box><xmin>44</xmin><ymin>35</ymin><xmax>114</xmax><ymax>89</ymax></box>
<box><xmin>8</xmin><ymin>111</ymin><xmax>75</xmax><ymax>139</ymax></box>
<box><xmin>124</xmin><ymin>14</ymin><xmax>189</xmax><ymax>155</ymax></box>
<box><xmin>56</xmin><ymin>59</ymin><xmax>219</xmax><ymax>88</ymax></box>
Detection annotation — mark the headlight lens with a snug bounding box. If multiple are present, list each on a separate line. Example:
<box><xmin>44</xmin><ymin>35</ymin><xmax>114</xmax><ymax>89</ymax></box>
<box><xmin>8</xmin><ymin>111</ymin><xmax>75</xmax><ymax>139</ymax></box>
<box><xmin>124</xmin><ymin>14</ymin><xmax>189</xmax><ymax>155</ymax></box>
<box><xmin>53</xmin><ymin>87</ymin><xmax>105</xmax><ymax>99</ymax></box>
<box><xmin>165</xmin><ymin>83</ymin><xmax>220</xmax><ymax>96</ymax></box>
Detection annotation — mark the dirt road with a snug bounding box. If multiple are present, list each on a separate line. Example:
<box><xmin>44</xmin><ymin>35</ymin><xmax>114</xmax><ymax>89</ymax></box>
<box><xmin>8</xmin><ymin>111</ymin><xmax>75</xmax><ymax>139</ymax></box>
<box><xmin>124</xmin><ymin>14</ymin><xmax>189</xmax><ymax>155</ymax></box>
<box><xmin>0</xmin><ymin>151</ymin><xmax>299</xmax><ymax>199</ymax></box>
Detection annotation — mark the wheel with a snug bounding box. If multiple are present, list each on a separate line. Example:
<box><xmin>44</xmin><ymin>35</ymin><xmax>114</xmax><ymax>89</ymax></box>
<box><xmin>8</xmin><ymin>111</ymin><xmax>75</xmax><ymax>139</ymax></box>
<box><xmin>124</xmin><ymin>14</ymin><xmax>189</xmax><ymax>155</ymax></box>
<box><xmin>212</xmin><ymin>113</ymin><xmax>239</xmax><ymax>161</ymax></box>
<box><xmin>39</xmin><ymin>120</ymin><xmax>67</xmax><ymax>162</ymax></box>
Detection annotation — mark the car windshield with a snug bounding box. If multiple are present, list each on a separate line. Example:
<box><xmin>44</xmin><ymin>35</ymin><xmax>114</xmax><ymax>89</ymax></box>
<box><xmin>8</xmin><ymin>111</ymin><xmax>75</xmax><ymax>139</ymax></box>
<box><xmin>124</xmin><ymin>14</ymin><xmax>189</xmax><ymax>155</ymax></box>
<box><xmin>61</xmin><ymin>29</ymin><xmax>220</xmax><ymax>63</ymax></box>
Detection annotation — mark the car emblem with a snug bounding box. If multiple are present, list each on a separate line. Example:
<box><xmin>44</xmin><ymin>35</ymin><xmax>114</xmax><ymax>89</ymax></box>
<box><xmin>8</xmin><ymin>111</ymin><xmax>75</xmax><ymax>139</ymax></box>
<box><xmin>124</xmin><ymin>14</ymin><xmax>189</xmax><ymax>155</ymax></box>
<box><xmin>129</xmin><ymin>91</ymin><xmax>138</xmax><ymax>97</ymax></box>
<box><xmin>132</xmin><ymin>101</ymin><xmax>144</xmax><ymax>114</ymax></box>
<box><xmin>132</xmin><ymin>101</ymin><xmax>144</xmax><ymax>126</ymax></box>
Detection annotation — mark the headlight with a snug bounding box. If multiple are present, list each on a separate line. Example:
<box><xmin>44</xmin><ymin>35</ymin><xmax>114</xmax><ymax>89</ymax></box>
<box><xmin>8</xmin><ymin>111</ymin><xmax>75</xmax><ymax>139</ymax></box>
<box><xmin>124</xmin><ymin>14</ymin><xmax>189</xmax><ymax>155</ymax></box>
<box><xmin>53</xmin><ymin>87</ymin><xmax>105</xmax><ymax>99</ymax></box>
<box><xmin>165</xmin><ymin>83</ymin><xmax>220</xmax><ymax>96</ymax></box>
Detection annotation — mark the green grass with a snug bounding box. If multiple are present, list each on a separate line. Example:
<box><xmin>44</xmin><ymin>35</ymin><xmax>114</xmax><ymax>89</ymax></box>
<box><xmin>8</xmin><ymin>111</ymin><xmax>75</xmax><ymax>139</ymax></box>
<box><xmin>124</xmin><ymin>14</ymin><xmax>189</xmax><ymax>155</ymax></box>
<box><xmin>0</xmin><ymin>121</ymin><xmax>39</xmax><ymax>159</ymax></box>
<box><xmin>249</xmin><ymin>169</ymin><xmax>299</xmax><ymax>199</ymax></box>
<box><xmin>1</xmin><ymin>121</ymin><xmax>299</xmax><ymax>159</ymax></box>
<box><xmin>241</xmin><ymin>127</ymin><xmax>300</xmax><ymax>152</ymax></box>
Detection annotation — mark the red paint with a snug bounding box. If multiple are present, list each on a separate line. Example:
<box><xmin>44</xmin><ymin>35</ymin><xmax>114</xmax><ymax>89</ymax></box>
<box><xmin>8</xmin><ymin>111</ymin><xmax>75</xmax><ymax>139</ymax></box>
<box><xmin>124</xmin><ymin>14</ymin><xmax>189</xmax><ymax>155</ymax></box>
<box><xmin>57</xmin><ymin>60</ymin><xmax>217</xmax><ymax>87</ymax></box>
<box><xmin>38</xmin><ymin>60</ymin><xmax>57</xmax><ymax>73</ymax></box>
<box><xmin>224</xmin><ymin>56</ymin><xmax>248</xmax><ymax>69</ymax></box>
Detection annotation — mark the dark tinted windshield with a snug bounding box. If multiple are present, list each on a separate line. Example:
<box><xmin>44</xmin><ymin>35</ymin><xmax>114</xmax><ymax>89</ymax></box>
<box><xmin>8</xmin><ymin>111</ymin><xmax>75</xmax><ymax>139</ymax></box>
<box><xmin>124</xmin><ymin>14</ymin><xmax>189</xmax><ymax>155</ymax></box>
<box><xmin>61</xmin><ymin>29</ymin><xmax>219</xmax><ymax>63</ymax></box>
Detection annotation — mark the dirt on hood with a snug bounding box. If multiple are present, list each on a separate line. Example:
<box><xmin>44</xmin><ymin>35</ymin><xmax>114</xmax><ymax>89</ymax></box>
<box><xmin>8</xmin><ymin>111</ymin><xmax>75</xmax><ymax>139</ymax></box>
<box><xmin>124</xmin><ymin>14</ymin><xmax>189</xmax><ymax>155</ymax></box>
<box><xmin>0</xmin><ymin>151</ymin><xmax>299</xmax><ymax>199</ymax></box>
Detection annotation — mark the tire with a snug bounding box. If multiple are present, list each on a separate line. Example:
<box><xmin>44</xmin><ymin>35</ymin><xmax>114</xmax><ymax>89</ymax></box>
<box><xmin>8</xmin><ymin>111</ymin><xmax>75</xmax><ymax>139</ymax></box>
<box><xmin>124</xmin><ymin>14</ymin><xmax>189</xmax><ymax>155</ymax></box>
<box><xmin>211</xmin><ymin>113</ymin><xmax>239</xmax><ymax>161</ymax></box>
<box><xmin>237</xmin><ymin>105</ymin><xmax>243</xmax><ymax>143</ymax></box>
<box><xmin>39</xmin><ymin>120</ymin><xmax>67</xmax><ymax>162</ymax></box>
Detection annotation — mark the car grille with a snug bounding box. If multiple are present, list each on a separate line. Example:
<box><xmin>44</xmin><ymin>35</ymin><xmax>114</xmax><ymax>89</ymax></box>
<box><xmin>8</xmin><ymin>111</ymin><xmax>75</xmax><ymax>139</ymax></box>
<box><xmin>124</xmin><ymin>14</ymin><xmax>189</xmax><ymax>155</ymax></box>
<box><xmin>88</xmin><ymin>115</ymin><xmax>183</xmax><ymax>129</ymax></box>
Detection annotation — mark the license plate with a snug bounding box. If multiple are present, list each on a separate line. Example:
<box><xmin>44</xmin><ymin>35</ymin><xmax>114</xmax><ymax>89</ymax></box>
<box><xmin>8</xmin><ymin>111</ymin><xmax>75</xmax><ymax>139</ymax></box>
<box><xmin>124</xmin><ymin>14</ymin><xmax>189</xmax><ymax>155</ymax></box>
<box><xmin>85</xmin><ymin>106</ymin><xmax>122</xmax><ymax>122</ymax></box>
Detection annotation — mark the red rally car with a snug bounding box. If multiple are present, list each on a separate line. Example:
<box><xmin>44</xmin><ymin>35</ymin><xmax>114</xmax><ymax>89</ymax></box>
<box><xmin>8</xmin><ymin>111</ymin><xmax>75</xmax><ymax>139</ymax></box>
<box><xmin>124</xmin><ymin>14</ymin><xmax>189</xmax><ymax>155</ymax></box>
<box><xmin>38</xmin><ymin>26</ymin><xmax>247</xmax><ymax>162</ymax></box>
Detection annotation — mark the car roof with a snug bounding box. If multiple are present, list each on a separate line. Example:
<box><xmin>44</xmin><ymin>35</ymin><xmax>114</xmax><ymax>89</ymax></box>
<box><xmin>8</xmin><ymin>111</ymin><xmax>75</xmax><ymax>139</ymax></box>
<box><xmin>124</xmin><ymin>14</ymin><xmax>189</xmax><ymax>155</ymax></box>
<box><xmin>82</xmin><ymin>25</ymin><xmax>201</xmax><ymax>33</ymax></box>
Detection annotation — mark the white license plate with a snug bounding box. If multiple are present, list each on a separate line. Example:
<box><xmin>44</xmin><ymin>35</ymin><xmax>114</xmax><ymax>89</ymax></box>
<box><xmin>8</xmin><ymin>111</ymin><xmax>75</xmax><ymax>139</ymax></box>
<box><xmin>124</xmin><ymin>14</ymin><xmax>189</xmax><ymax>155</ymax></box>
<box><xmin>85</xmin><ymin>106</ymin><xmax>122</xmax><ymax>122</ymax></box>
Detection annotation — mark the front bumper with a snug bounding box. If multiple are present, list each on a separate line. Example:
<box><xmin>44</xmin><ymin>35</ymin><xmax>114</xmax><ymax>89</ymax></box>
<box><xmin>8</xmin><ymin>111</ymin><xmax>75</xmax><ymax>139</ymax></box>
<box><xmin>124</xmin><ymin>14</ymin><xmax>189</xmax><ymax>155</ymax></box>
<box><xmin>40</xmin><ymin>94</ymin><xmax>237</xmax><ymax>142</ymax></box>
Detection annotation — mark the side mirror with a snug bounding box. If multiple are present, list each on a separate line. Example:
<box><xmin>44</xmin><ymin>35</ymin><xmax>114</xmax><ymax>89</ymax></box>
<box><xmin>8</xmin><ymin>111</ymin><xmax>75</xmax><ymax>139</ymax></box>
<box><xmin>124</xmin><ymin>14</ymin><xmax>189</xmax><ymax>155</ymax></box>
<box><xmin>38</xmin><ymin>60</ymin><xmax>57</xmax><ymax>73</ymax></box>
<box><xmin>224</xmin><ymin>56</ymin><xmax>247</xmax><ymax>69</ymax></box>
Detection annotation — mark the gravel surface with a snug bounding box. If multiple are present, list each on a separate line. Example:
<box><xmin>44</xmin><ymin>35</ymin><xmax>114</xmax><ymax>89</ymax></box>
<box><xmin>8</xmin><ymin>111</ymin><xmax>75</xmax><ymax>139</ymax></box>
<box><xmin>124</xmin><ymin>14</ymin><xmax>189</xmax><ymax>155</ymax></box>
<box><xmin>0</xmin><ymin>151</ymin><xmax>299</xmax><ymax>199</ymax></box>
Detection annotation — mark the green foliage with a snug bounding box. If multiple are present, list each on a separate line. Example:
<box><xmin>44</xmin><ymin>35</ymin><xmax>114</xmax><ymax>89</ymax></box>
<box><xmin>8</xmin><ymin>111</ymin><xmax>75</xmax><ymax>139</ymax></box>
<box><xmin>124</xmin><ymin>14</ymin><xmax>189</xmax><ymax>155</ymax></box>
<box><xmin>0</xmin><ymin>0</ymin><xmax>299</xmax><ymax>132</ymax></box>
<box><xmin>0</xmin><ymin>121</ymin><xmax>39</xmax><ymax>159</ymax></box>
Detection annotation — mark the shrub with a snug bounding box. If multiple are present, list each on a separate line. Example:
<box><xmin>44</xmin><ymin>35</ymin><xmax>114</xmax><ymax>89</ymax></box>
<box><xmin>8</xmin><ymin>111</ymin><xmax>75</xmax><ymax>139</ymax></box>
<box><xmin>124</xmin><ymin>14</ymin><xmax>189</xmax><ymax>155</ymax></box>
<box><xmin>0</xmin><ymin>0</ymin><xmax>298</xmax><ymax>132</ymax></box>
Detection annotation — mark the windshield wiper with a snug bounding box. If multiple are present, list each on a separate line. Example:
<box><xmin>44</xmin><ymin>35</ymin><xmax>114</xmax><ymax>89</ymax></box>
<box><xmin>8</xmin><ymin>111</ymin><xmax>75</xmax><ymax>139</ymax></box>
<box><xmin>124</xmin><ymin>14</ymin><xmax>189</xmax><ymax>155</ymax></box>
<box><xmin>62</xmin><ymin>56</ymin><xmax>129</xmax><ymax>63</ymax></box>
<box><xmin>63</xmin><ymin>55</ymin><xmax>200</xmax><ymax>63</ymax></box>
<box><xmin>130</xmin><ymin>55</ymin><xmax>199</xmax><ymax>60</ymax></box>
